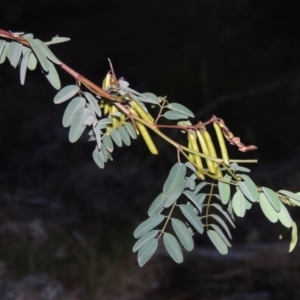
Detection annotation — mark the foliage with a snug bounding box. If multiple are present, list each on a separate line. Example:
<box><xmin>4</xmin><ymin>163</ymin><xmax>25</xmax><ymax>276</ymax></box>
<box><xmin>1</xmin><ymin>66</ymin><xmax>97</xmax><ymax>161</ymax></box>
<box><xmin>0</xmin><ymin>29</ymin><xmax>299</xmax><ymax>267</ymax></box>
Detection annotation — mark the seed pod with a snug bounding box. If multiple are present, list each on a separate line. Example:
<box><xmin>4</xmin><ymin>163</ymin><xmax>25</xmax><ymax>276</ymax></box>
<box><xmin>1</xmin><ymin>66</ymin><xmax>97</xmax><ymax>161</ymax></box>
<box><xmin>103</xmin><ymin>101</ymin><xmax>111</xmax><ymax>115</ymax></box>
<box><xmin>202</xmin><ymin>130</ymin><xmax>219</xmax><ymax>175</ymax></box>
<box><xmin>188</xmin><ymin>131</ymin><xmax>205</xmax><ymax>180</ymax></box>
<box><xmin>102</xmin><ymin>72</ymin><xmax>111</xmax><ymax>89</ymax></box>
<box><xmin>187</xmin><ymin>137</ymin><xmax>195</xmax><ymax>164</ymax></box>
<box><xmin>213</xmin><ymin>122</ymin><xmax>230</xmax><ymax>166</ymax></box>
<box><xmin>110</xmin><ymin>105</ymin><xmax>119</xmax><ymax>129</ymax></box>
<box><xmin>131</xmin><ymin>108</ymin><xmax>158</xmax><ymax>155</ymax></box>
<box><xmin>196</xmin><ymin>130</ymin><xmax>216</xmax><ymax>174</ymax></box>
<box><xmin>131</xmin><ymin>100</ymin><xmax>154</xmax><ymax>123</ymax></box>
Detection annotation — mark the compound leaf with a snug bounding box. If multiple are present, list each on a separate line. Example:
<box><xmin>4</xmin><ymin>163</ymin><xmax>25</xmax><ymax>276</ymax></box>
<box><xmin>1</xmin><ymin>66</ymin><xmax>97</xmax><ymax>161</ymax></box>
<box><xmin>62</xmin><ymin>97</ymin><xmax>86</xmax><ymax>127</ymax></box>
<box><xmin>289</xmin><ymin>222</ymin><xmax>298</xmax><ymax>252</ymax></box>
<box><xmin>207</xmin><ymin>230</ymin><xmax>228</xmax><ymax>255</ymax></box>
<box><xmin>92</xmin><ymin>148</ymin><xmax>104</xmax><ymax>169</ymax></box>
<box><xmin>7</xmin><ymin>41</ymin><xmax>22</xmax><ymax>68</ymax></box>
<box><xmin>210</xmin><ymin>214</ymin><xmax>232</xmax><ymax>239</ymax></box>
<box><xmin>138</xmin><ymin>92</ymin><xmax>159</xmax><ymax>104</ymax></box>
<box><xmin>133</xmin><ymin>230</ymin><xmax>159</xmax><ymax>253</ymax></box>
<box><xmin>125</xmin><ymin>121</ymin><xmax>137</xmax><ymax>139</ymax></box>
<box><xmin>183</xmin><ymin>190</ymin><xmax>203</xmax><ymax>214</ymax></box>
<box><xmin>110</xmin><ymin>129</ymin><xmax>122</xmax><ymax>147</ymax></box>
<box><xmin>166</xmin><ymin>102</ymin><xmax>194</xmax><ymax>118</ymax></box>
<box><xmin>118</xmin><ymin>126</ymin><xmax>131</xmax><ymax>146</ymax></box>
<box><xmin>69</xmin><ymin>107</ymin><xmax>89</xmax><ymax>143</ymax></box>
<box><xmin>148</xmin><ymin>193</ymin><xmax>168</xmax><ymax>217</ymax></box>
<box><xmin>172</xmin><ymin>218</ymin><xmax>194</xmax><ymax>251</ymax></box>
<box><xmin>278</xmin><ymin>190</ymin><xmax>300</xmax><ymax>206</ymax></box>
<box><xmin>238</xmin><ymin>174</ymin><xmax>259</xmax><ymax>202</ymax></box>
<box><xmin>84</xmin><ymin>92</ymin><xmax>101</xmax><ymax>117</ymax></box>
<box><xmin>218</xmin><ymin>174</ymin><xmax>231</xmax><ymax>204</ymax></box>
<box><xmin>277</xmin><ymin>203</ymin><xmax>293</xmax><ymax>228</ymax></box>
<box><xmin>261</xmin><ymin>187</ymin><xmax>281</xmax><ymax>212</ymax></box>
<box><xmin>54</xmin><ymin>85</ymin><xmax>80</xmax><ymax>104</ymax></box>
<box><xmin>138</xmin><ymin>239</ymin><xmax>158</xmax><ymax>267</ymax></box>
<box><xmin>179</xmin><ymin>204</ymin><xmax>204</xmax><ymax>234</ymax></box>
<box><xmin>209</xmin><ymin>224</ymin><xmax>232</xmax><ymax>247</ymax></box>
<box><xmin>164</xmin><ymin>180</ymin><xmax>185</xmax><ymax>208</ymax></box>
<box><xmin>163</xmin><ymin>163</ymin><xmax>186</xmax><ymax>194</ymax></box>
<box><xmin>44</xmin><ymin>61</ymin><xmax>61</xmax><ymax>90</ymax></box>
<box><xmin>232</xmin><ymin>188</ymin><xmax>246</xmax><ymax>217</ymax></box>
<box><xmin>163</xmin><ymin>233</ymin><xmax>183</xmax><ymax>263</ymax></box>
<box><xmin>163</xmin><ymin>110</ymin><xmax>189</xmax><ymax>120</ymax></box>
<box><xmin>134</xmin><ymin>214</ymin><xmax>165</xmax><ymax>239</ymax></box>
<box><xmin>26</xmin><ymin>38</ymin><xmax>49</xmax><ymax>71</ymax></box>
<box><xmin>259</xmin><ymin>192</ymin><xmax>278</xmax><ymax>223</ymax></box>
<box><xmin>210</xmin><ymin>203</ymin><xmax>235</xmax><ymax>228</ymax></box>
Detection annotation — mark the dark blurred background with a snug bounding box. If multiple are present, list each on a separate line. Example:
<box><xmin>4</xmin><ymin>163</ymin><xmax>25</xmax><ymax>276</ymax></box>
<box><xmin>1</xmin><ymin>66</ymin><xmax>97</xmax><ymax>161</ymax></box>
<box><xmin>1</xmin><ymin>0</ymin><xmax>300</xmax><ymax>299</ymax></box>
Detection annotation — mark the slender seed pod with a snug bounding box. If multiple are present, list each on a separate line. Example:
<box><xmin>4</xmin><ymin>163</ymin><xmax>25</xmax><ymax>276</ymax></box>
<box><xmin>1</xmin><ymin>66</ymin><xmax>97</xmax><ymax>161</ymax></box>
<box><xmin>196</xmin><ymin>130</ymin><xmax>216</xmax><ymax>174</ymax></box>
<box><xmin>187</xmin><ymin>137</ymin><xmax>195</xmax><ymax>164</ymax></box>
<box><xmin>102</xmin><ymin>72</ymin><xmax>111</xmax><ymax>89</ymax></box>
<box><xmin>202</xmin><ymin>130</ymin><xmax>220</xmax><ymax>174</ymax></box>
<box><xmin>110</xmin><ymin>105</ymin><xmax>119</xmax><ymax>129</ymax></box>
<box><xmin>213</xmin><ymin>122</ymin><xmax>230</xmax><ymax>166</ymax></box>
<box><xmin>104</xmin><ymin>101</ymin><xmax>111</xmax><ymax>115</ymax></box>
<box><xmin>130</xmin><ymin>108</ymin><xmax>158</xmax><ymax>155</ymax></box>
<box><xmin>188</xmin><ymin>131</ymin><xmax>205</xmax><ymax>180</ymax></box>
<box><xmin>131</xmin><ymin>100</ymin><xmax>155</xmax><ymax>123</ymax></box>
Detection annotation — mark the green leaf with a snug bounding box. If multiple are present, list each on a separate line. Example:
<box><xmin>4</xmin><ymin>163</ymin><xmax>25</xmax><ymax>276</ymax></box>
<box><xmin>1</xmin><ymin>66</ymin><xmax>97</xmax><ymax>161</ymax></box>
<box><xmin>133</xmin><ymin>214</ymin><xmax>165</xmax><ymax>239</ymax></box>
<box><xmin>68</xmin><ymin>107</ymin><xmax>89</xmax><ymax>143</ymax></box>
<box><xmin>138</xmin><ymin>92</ymin><xmax>159</xmax><ymax>104</ymax></box>
<box><xmin>210</xmin><ymin>203</ymin><xmax>235</xmax><ymax>228</ymax></box>
<box><xmin>0</xmin><ymin>40</ymin><xmax>6</xmax><ymax>60</ymax></box>
<box><xmin>0</xmin><ymin>42</ymin><xmax>9</xmax><ymax>64</ymax></box>
<box><xmin>110</xmin><ymin>129</ymin><xmax>122</xmax><ymax>147</ymax></box>
<box><xmin>163</xmin><ymin>110</ymin><xmax>189</xmax><ymax>120</ymax></box>
<box><xmin>44</xmin><ymin>61</ymin><xmax>61</xmax><ymax>90</ymax></box>
<box><xmin>163</xmin><ymin>163</ymin><xmax>186</xmax><ymax>194</ymax></box>
<box><xmin>171</xmin><ymin>218</ymin><xmax>194</xmax><ymax>251</ymax></box>
<box><xmin>98</xmin><ymin>118</ymin><xmax>113</xmax><ymax>126</ymax></box>
<box><xmin>166</xmin><ymin>103</ymin><xmax>194</xmax><ymax>118</ymax></box>
<box><xmin>261</xmin><ymin>187</ymin><xmax>281</xmax><ymax>212</ymax></box>
<box><xmin>27</xmin><ymin>52</ymin><xmax>37</xmax><ymax>70</ymax></box>
<box><xmin>20</xmin><ymin>50</ymin><xmax>30</xmax><ymax>85</ymax></box>
<box><xmin>210</xmin><ymin>214</ymin><xmax>232</xmax><ymax>239</ymax></box>
<box><xmin>62</xmin><ymin>97</ymin><xmax>86</xmax><ymax>127</ymax></box>
<box><xmin>194</xmin><ymin>182</ymin><xmax>208</xmax><ymax>194</ymax></box>
<box><xmin>163</xmin><ymin>233</ymin><xmax>183</xmax><ymax>263</ymax></box>
<box><xmin>277</xmin><ymin>203</ymin><xmax>293</xmax><ymax>228</ymax></box>
<box><xmin>185</xmin><ymin>176</ymin><xmax>196</xmax><ymax>191</ymax></box>
<box><xmin>92</xmin><ymin>148</ymin><xmax>104</xmax><ymax>169</ymax></box>
<box><xmin>6</xmin><ymin>41</ymin><xmax>22</xmax><ymax>68</ymax></box>
<box><xmin>93</xmin><ymin>126</ymin><xmax>102</xmax><ymax>149</ymax></box>
<box><xmin>196</xmin><ymin>193</ymin><xmax>206</xmax><ymax>207</ymax></box>
<box><xmin>54</xmin><ymin>85</ymin><xmax>80</xmax><ymax>104</ymax></box>
<box><xmin>183</xmin><ymin>190</ymin><xmax>203</xmax><ymax>213</ymax></box>
<box><xmin>125</xmin><ymin>121</ymin><xmax>137</xmax><ymax>139</ymax></box>
<box><xmin>133</xmin><ymin>230</ymin><xmax>159</xmax><ymax>253</ymax></box>
<box><xmin>185</xmin><ymin>161</ymin><xmax>197</xmax><ymax>173</ymax></box>
<box><xmin>138</xmin><ymin>239</ymin><xmax>158</xmax><ymax>267</ymax></box>
<box><xmin>33</xmin><ymin>39</ymin><xmax>62</xmax><ymax>64</ymax></box>
<box><xmin>259</xmin><ymin>192</ymin><xmax>278</xmax><ymax>223</ymax></box>
<box><xmin>163</xmin><ymin>180</ymin><xmax>185</xmax><ymax>208</ymax></box>
<box><xmin>148</xmin><ymin>193</ymin><xmax>168</xmax><ymax>217</ymax></box>
<box><xmin>99</xmin><ymin>146</ymin><xmax>108</xmax><ymax>162</ymax></box>
<box><xmin>84</xmin><ymin>92</ymin><xmax>101</xmax><ymax>117</ymax></box>
<box><xmin>231</xmin><ymin>163</ymin><xmax>250</xmax><ymax>173</ymax></box>
<box><xmin>207</xmin><ymin>230</ymin><xmax>228</xmax><ymax>255</ymax></box>
<box><xmin>102</xmin><ymin>134</ymin><xmax>114</xmax><ymax>152</ymax></box>
<box><xmin>238</xmin><ymin>174</ymin><xmax>259</xmax><ymax>202</ymax></box>
<box><xmin>218</xmin><ymin>174</ymin><xmax>231</xmax><ymax>204</ymax></box>
<box><xmin>118</xmin><ymin>126</ymin><xmax>131</xmax><ymax>146</ymax></box>
<box><xmin>209</xmin><ymin>224</ymin><xmax>232</xmax><ymax>247</ymax></box>
<box><xmin>46</xmin><ymin>36</ymin><xmax>71</xmax><ymax>45</ymax></box>
<box><xmin>289</xmin><ymin>222</ymin><xmax>298</xmax><ymax>252</ymax></box>
<box><xmin>179</xmin><ymin>204</ymin><xmax>204</xmax><ymax>234</ymax></box>
<box><xmin>278</xmin><ymin>190</ymin><xmax>300</xmax><ymax>206</ymax></box>
<box><xmin>26</xmin><ymin>38</ymin><xmax>50</xmax><ymax>71</ymax></box>
<box><xmin>232</xmin><ymin>188</ymin><xmax>246</xmax><ymax>217</ymax></box>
